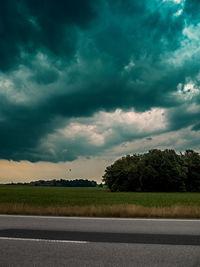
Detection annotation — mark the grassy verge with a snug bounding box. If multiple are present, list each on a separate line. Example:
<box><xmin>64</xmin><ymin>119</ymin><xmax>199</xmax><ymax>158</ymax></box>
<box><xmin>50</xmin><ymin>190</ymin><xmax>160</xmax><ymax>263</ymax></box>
<box><xmin>0</xmin><ymin>203</ymin><xmax>200</xmax><ymax>218</ymax></box>
<box><xmin>0</xmin><ymin>186</ymin><xmax>200</xmax><ymax>218</ymax></box>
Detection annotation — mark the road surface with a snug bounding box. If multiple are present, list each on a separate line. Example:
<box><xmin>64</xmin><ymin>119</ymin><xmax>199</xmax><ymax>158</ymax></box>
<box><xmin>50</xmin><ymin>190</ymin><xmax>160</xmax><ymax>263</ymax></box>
<box><xmin>0</xmin><ymin>215</ymin><xmax>200</xmax><ymax>266</ymax></box>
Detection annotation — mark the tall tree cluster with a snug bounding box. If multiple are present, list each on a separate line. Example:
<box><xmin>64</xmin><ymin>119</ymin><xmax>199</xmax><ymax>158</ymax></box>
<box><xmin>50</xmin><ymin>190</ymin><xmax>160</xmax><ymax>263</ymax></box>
<box><xmin>102</xmin><ymin>149</ymin><xmax>200</xmax><ymax>192</ymax></box>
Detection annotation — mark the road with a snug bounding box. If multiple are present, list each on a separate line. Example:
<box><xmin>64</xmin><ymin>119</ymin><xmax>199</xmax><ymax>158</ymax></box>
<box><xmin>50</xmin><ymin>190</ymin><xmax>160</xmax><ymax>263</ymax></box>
<box><xmin>0</xmin><ymin>215</ymin><xmax>200</xmax><ymax>266</ymax></box>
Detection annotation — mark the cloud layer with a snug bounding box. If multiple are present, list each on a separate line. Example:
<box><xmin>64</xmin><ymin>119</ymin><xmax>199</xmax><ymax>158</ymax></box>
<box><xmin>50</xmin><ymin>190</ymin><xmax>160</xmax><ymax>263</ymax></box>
<box><xmin>0</xmin><ymin>0</ymin><xmax>200</xmax><ymax>162</ymax></box>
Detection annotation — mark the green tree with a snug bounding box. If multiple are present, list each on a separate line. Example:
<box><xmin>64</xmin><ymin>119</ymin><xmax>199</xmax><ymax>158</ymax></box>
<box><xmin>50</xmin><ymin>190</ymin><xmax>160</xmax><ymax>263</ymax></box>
<box><xmin>102</xmin><ymin>149</ymin><xmax>190</xmax><ymax>192</ymax></box>
<box><xmin>182</xmin><ymin>150</ymin><xmax>200</xmax><ymax>192</ymax></box>
<box><xmin>102</xmin><ymin>154</ymin><xmax>142</xmax><ymax>191</ymax></box>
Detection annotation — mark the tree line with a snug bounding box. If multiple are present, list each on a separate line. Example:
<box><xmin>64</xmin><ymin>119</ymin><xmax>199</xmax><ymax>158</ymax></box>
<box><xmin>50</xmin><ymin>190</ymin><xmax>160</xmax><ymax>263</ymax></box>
<box><xmin>102</xmin><ymin>149</ymin><xmax>200</xmax><ymax>192</ymax></box>
<box><xmin>7</xmin><ymin>179</ymin><xmax>97</xmax><ymax>187</ymax></box>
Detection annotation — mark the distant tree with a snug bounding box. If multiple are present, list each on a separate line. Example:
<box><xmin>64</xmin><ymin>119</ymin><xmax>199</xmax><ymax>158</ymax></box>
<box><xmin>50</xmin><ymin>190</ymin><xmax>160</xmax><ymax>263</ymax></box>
<box><xmin>102</xmin><ymin>154</ymin><xmax>142</xmax><ymax>191</ymax></box>
<box><xmin>182</xmin><ymin>150</ymin><xmax>200</xmax><ymax>192</ymax></box>
<box><xmin>7</xmin><ymin>179</ymin><xmax>97</xmax><ymax>187</ymax></box>
<box><xmin>141</xmin><ymin>149</ymin><xmax>186</xmax><ymax>192</ymax></box>
<box><xmin>102</xmin><ymin>149</ymin><xmax>198</xmax><ymax>192</ymax></box>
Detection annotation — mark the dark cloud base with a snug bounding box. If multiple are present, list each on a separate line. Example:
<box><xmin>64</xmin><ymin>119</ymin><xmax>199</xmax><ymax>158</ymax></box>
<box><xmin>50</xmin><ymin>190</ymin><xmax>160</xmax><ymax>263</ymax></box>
<box><xmin>0</xmin><ymin>0</ymin><xmax>200</xmax><ymax>162</ymax></box>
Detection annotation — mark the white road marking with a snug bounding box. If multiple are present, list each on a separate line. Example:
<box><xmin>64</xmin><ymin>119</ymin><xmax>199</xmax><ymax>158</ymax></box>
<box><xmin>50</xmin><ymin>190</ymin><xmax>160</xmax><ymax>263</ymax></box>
<box><xmin>0</xmin><ymin>214</ymin><xmax>199</xmax><ymax>222</ymax></box>
<box><xmin>0</xmin><ymin>236</ymin><xmax>88</xmax><ymax>244</ymax></box>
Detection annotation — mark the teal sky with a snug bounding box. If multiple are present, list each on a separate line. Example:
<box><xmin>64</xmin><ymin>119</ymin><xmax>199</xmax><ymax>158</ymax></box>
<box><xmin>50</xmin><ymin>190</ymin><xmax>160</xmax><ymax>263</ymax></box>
<box><xmin>0</xmin><ymin>0</ymin><xmax>200</xmax><ymax>182</ymax></box>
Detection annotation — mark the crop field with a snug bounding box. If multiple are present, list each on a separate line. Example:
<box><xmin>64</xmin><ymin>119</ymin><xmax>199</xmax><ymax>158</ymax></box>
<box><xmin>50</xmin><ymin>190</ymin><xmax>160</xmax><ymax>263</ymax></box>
<box><xmin>0</xmin><ymin>186</ymin><xmax>200</xmax><ymax>218</ymax></box>
<box><xmin>1</xmin><ymin>186</ymin><xmax>200</xmax><ymax>207</ymax></box>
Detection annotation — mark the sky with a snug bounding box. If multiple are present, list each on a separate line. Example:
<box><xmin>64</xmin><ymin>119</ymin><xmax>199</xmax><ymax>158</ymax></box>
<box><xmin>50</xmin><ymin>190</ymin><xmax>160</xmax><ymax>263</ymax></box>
<box><xmin>0</xmin><ymin>0</ymin><xmax>200</xmax><ymax>183</ymax></box>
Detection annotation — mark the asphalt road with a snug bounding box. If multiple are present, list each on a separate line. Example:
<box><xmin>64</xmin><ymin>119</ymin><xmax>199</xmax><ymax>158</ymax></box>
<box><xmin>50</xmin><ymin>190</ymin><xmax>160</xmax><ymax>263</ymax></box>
<box><xmin>0</xmin><ymin>215</ymin><xmax>200</xmax><ymax>266</ymax></box>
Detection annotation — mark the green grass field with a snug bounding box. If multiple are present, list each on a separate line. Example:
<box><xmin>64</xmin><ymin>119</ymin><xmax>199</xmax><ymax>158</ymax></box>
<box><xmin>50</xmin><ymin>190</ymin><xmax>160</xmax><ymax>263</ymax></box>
<box><xmin>0</xmin><ymin>185</ymin><xmax>200</xmax><ymax>207</ymax></box>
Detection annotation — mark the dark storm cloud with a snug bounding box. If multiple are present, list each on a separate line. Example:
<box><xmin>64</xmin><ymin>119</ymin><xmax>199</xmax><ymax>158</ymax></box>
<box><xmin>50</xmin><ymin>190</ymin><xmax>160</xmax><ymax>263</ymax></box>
<box><xmin>167</xmin><ymin>104</ymin><xmax>200</xmax><ymax>131</ymax></box>
<box><xmin>184</xmin><ymin>0</ymin><xmax>200</xmax><ymax>22</ymax></box>
<box><xmin>29</xmin><ymin>68</ymin><xmax>59</xmax><ymax>85</ymax></box>
<box><xmin>0</xmin><ymin>0</ymin><xmax>200</xmax><ymax>162</ymax></box>
<box><xmin>0</xmin><ymin>97</ymin><xmax>51</xmax><ymax>161</ymax></box>
<box><xmin>192</xmin><ymin>123</ymin><xmax>200</xmax><ymax>131</ymax></box>
<box><xmin>0</xmin><ymin>0</ymin><xmax>97</xmax><ymax>71</ymax></box>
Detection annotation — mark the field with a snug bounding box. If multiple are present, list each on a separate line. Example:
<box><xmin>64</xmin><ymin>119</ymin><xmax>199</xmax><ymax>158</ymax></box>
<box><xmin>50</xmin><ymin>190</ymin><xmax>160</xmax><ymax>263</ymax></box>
<box><xmin>0</xmin><ymin>186</ymin><xmax>200</xmax><ymax>218</ymax></box>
